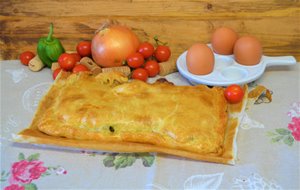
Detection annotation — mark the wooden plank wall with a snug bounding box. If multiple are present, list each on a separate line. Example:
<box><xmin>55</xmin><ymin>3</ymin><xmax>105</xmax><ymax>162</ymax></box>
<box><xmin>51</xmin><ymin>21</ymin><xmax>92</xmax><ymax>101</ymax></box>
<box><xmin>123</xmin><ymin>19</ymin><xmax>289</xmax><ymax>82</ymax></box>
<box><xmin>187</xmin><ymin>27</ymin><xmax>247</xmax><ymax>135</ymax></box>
<box><xmin>1</xmin><ymin>0</ymin><xmax>300</xmax><ymax>61</ymax></box>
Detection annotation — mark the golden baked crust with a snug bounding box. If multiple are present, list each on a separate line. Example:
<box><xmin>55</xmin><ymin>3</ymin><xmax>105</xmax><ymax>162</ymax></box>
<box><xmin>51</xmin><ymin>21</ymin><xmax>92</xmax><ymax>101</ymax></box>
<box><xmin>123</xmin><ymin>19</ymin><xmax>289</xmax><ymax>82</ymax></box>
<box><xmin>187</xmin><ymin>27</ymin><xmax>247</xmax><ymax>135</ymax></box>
<box><xmin>17</xmin><ymin>72</ymin><xmax>249</xmax><ymax>164</ymax></box>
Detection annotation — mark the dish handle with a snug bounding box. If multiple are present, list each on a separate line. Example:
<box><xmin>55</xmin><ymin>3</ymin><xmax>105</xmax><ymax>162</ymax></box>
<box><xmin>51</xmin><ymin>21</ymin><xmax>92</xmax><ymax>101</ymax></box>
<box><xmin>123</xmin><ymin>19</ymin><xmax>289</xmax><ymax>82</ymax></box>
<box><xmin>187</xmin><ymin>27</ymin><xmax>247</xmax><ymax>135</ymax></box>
<box><xmin>263</xmin><ymin>55</ymin><xmax>296</xmax><ymax>67</ymax></box>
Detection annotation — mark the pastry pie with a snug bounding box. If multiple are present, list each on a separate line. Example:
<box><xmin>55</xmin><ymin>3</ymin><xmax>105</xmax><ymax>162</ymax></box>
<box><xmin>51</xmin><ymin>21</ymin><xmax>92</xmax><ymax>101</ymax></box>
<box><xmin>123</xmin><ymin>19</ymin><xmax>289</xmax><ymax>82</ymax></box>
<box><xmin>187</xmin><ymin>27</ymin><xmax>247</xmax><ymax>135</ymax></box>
<box><xmin>16</xmin><ymin>71</ymin><xmax>265</xmax><ymax>164</ymax></box>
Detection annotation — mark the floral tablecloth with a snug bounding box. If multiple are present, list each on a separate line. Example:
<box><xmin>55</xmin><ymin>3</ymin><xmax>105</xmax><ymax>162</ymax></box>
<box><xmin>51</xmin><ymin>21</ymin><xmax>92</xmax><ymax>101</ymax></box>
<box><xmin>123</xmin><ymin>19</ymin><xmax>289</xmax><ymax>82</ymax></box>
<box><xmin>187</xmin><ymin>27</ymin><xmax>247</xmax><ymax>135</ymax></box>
<box><xmin>1</xmin><ymin>60</ymin><xmax>299</xmax><ymax>190</ymax></box>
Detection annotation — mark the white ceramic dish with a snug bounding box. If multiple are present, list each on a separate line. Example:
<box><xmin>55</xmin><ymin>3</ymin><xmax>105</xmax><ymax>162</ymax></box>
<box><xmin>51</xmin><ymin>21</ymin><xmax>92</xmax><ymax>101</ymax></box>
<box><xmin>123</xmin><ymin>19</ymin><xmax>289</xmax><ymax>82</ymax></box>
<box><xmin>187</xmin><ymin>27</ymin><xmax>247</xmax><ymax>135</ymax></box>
<box><xmin>176</xmin><ymin>49</ymin><xmax>296</xmax><ymax>86</ymax></box>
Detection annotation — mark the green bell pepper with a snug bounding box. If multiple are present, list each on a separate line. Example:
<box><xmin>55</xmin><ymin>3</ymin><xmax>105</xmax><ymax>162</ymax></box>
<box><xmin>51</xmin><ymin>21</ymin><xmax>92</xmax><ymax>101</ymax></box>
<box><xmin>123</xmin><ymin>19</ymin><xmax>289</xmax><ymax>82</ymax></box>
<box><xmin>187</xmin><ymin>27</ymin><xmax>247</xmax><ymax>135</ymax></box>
<box><xmin>37</xmin><ymin>23</ymin><xmax>65</xmax><ymax>68</ymax></box>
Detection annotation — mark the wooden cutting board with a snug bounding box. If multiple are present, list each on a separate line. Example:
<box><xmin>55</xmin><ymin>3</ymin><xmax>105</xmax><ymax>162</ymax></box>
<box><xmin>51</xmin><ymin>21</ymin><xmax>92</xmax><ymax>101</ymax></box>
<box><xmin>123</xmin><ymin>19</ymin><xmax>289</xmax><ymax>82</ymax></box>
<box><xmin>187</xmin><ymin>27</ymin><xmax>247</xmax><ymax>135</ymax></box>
<box><xmin>1</xmin><ymin>0</ymin><xmax>299</xmax><ymax>61</ymax></box>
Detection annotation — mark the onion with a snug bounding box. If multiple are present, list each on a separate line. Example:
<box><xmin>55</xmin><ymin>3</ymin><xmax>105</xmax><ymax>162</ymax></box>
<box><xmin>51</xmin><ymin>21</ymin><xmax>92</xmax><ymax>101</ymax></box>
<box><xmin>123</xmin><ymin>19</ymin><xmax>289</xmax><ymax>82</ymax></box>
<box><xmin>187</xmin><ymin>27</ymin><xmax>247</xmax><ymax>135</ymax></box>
<box><xmin>91</xmin><ymin>23</ymin><xmax>140</xmax><ymax>67</ymax></box>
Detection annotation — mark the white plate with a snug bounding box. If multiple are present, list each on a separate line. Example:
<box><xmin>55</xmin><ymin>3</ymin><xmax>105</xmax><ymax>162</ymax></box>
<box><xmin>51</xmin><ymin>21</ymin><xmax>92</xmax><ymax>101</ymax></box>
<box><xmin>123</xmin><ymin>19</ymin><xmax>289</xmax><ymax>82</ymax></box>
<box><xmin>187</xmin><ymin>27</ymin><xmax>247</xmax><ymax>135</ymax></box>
<box><xmin>176</xmin><ymin>48</ymin><xmax>296</xmax><ymax>86</ymax></box>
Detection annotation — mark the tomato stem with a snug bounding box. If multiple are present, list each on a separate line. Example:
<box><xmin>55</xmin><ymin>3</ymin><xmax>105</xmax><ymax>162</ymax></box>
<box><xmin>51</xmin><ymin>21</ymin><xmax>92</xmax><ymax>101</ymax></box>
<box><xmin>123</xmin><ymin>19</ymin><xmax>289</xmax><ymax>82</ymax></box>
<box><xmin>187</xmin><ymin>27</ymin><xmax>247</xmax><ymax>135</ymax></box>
<box><xmin>153</xmin><ymin>35</ymin><xmax>168</xmax><ymax>46</ymax></box>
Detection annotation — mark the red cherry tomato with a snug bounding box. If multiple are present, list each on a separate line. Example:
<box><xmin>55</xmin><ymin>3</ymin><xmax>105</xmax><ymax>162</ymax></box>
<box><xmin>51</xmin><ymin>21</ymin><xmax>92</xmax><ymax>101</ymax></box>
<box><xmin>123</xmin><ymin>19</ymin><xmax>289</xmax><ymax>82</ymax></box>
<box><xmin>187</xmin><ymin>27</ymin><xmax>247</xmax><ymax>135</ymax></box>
<box><xmin>138</xmin><ymin>42</ymin><xmax>155</xmax><ymax>58</ymax></box>
<box><xmin>19</xmin><ymin>51</ymin><xmax>35</xmax><ymax>66</ymax></box>
<box><xmin>72</xmin><ymin>64</ymin><xmax>89</xmax><ymax>73</ymax></box>
<box><xmin>70</xmin><ymin>53</ymin><xmax>81</xmax><ymax>63</ymax></box>
<box><xmin>132</xmin><ymin>68</ymin><xmax>148</xmax><ymax>82</ymax></box>
<box><xmin>53</xmin><ymin>68</ymin><xmax>62</xmax><ymax>80</ymax></box>
<box><xmin>126</xmin><ymin>52</ymin><xmax>145</xmax><ymax>68</ymax></box>
<box><xmin>58</xmin><ymin>53</ymin><xmax>76</xmax><ymax>71</ymax></box>
<box><xmin>144</xmin><ymin>60</ymin><xmax>159</xmax><ymax>77</ymax></box>
<box><xmin>224</xmin><ymin>84</ymin><xmax>244</xmax><ymax>104</ymax></box>
<box><xmin>76</xmin><ymin>41</ymin><xmax>92</xmax><ymax>57</ymax></box>
<box><xmin>154</xmin><ymin>45</ymin><xmax>171</xmax><ymax>62</ymax></box>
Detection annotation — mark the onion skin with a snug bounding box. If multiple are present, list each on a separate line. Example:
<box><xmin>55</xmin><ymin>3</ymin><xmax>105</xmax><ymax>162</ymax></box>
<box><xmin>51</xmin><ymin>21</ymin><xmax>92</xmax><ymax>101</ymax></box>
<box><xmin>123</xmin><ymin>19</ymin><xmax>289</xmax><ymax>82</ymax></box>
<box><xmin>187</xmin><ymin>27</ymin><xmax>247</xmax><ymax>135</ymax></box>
<box><xmin>91</xmin><ymin>25</ymin><xmax>140</xmax><ymax>67</ymax></box>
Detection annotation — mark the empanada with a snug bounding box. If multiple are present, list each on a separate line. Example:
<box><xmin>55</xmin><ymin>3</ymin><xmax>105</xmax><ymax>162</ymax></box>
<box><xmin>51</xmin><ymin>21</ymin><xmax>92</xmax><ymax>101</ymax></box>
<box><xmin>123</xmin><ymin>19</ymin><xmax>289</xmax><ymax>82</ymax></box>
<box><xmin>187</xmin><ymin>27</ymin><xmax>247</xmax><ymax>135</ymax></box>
<box><xmin>17</xmin><ymin>71</ymin><xmax>254</xmax><ymax>164</ymax></box>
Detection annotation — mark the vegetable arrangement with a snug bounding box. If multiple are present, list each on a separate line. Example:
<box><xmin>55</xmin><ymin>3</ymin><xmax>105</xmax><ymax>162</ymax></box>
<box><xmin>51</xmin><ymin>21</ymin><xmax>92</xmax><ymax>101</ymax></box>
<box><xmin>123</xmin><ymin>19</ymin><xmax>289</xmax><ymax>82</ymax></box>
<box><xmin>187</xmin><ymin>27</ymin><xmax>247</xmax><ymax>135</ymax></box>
<box><xmin>126</xmin><ymin>36</ymin><xmax>172</xmax><ymax>81</ymax></box>
<box><xmin>19</xmin><ymin>22</ymin><xmax>246</xmax><ymax>104</ymax></box>
<box><xmin>19</xmin><ymin>22</ymin><xmax>177</xmax><ymax>81</ymax></box>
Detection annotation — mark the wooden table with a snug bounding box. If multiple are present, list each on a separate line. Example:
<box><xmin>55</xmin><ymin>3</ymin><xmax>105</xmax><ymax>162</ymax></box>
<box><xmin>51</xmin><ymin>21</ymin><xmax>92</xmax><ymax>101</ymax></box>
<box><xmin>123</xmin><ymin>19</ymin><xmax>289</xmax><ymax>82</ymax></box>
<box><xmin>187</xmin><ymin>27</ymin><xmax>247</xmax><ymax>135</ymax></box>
<box><xmin>1</xmin><ymin>0</ymin><xmax>300</xmax><ymax>61</ymax></box>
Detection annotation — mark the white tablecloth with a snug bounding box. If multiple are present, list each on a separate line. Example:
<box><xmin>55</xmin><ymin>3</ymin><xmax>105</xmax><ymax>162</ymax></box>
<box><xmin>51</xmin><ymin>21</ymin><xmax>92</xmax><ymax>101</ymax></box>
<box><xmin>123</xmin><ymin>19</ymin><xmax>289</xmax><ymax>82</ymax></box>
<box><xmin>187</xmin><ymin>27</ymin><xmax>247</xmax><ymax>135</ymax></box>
<box><xmin>1</xmin><ymin>60</ymin><xmax>299</xmax><ymax>189</ymax></box>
